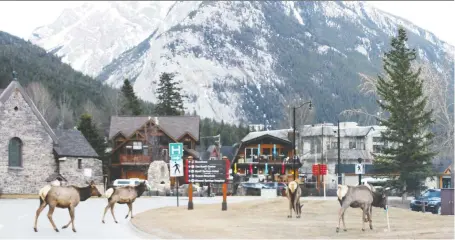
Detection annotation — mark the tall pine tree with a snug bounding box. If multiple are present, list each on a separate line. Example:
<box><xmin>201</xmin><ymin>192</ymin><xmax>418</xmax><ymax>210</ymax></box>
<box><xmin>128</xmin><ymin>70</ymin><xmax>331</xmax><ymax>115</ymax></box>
<box><xmin>155</xmin><ymin>72</ymin><xmax>184</xmax><ymax>116</ymax></box>
<box><xmin>374</xmin><ymin>27</ymin><xmax>436</xmax><ymax>200</ymax></box>
<box><xmin>121</xmin><ymin>79</ymin><xmax>142</xmax><ymax>116</ymax></box>
<box><xmin>77</xmin><ymin>113</ymin><xmax>108</xmax><ymax>174</ymax></box>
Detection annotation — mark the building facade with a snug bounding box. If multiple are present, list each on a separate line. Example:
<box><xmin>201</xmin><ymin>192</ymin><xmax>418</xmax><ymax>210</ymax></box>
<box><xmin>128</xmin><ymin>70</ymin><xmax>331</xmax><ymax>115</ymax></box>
<box><xmin>232</xmin><ymin>129</ymin><xmax>300</xmax><ymax>183</ymax></box>
<box><xmin>298</xmin><ymin>122</ymin><xmax>387</xmax><ymax>188</ymax></box>
<box><xmin>108</xmin><ymin>116</ymin><xmax>200</xmax><ymax>183</ymax></box>
<box><xmin>0</xmin><ymin>81</ymin><xmax>103</xmax><ymax>194</ymax></box>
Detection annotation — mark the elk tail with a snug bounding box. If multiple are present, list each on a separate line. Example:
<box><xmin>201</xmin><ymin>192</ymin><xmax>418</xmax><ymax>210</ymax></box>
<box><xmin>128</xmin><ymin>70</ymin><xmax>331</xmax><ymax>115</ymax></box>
<box><xmin>38</xmin><ymin>185</ymin><xmax>51</xmax><ymax>203</ymax></box>
<box><xmin>105</xmin><ymin>188</ymin><xmax>114</xmax><ymax>199</ymax></box>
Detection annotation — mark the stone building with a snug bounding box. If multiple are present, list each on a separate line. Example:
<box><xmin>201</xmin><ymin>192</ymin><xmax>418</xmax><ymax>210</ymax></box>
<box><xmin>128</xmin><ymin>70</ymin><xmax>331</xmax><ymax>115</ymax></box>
<box><xmin>0</xmin><ymin>80</ymin><xmax>103</xmax><ymax>194</ymax></box>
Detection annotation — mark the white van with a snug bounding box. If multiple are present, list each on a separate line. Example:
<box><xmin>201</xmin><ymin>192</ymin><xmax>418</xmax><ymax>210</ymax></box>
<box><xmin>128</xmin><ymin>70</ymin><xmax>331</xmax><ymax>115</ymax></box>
<box><xmin>113</xmin><ymin>178</ymin><xmax>149</xmax><ymax>187</ymax></box>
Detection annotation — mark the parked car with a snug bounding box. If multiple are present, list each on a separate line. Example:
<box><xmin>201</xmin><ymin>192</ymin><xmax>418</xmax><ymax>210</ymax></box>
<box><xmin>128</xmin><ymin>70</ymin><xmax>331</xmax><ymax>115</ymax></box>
<box><xmin>261</xmin><ymin>182</ymin><xmax>288</xmax><ymax>196</ymax></box>
<box><xmin>410</xmin><ymin>189</ymin><xmax>441</xmax><ymax>214</ymax></box>
<box><xmin>113</xmin><ymin>178</ymin><xmax>151</xmax><ymax>190</ymax></box>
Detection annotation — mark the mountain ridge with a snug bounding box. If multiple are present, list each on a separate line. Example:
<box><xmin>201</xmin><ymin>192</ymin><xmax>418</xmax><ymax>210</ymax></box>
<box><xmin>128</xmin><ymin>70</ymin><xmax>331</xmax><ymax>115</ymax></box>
<box><xmin>29</xmin><ymin>1</ymin><xmax>454</xmax><ymax>126</ymax></box>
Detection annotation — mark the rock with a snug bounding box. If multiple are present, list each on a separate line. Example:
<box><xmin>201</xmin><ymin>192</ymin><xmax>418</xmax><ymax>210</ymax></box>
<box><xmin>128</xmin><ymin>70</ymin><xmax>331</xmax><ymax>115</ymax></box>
<box><xmin>148</xmin><ymin>161</ymin><xmax>171</xmax><ymax>194</ymax></box>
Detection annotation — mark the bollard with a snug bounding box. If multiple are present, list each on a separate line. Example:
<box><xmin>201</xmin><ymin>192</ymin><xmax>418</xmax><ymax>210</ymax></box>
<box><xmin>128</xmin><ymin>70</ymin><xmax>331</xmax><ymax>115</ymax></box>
<box><xmin>222</xmin><ymin>183</ymin><xmax>227</xmax><ymax>211</ymax></box>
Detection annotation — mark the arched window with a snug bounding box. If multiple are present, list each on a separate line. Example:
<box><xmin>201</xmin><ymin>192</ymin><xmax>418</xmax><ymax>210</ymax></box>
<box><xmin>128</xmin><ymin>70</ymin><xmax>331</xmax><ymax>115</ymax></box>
<box><xmin>8</xmin><ymin>137</ymin><xmax>23</xmax><ymax>167</ymax></box>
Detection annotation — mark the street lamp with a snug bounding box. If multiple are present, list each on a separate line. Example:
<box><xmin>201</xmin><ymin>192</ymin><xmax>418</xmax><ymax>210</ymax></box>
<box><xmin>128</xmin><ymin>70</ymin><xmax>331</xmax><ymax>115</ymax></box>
<box><xmin>357</xmin><ymin>158</ymin><xmax>363</xmax><ymax>185</ymax></box>
<box><xmin>333</xmin><ymin>120</ymin><xmax>341</xmax><ymax>185</ymax></box>
<box><xmin>292</xmin><ymin>101</ymin><xmax>313</xmax><ymax>180</ymax></box>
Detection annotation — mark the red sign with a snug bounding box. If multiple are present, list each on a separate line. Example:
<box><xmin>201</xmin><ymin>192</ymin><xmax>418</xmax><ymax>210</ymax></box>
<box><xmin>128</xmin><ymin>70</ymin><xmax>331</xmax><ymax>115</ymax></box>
<box><xmin>312</xmin><ymin>164</ymin><xmax>327</xmax><ymax>175</ymax></box>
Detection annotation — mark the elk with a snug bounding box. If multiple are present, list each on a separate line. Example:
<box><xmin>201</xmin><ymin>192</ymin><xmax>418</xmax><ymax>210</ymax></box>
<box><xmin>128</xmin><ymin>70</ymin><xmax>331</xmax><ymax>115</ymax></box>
<box><xmin>336</xmin><ymin>184</ymin><xmax>374</xmax><ymax>232</ymax></box>
<box><xmin>102</xmin><ymin>180</ymin><xmax>150</xmax><ymax>223</ymax></box>
<box><xmin>285</xmin><ymin>181</ymin><xmax>303</xmax><ymax>218</ymax></box>
<box><xmin>34</xmin><ymin>180</ymin><xmax>102</xmax><ymax>233</ymax></box>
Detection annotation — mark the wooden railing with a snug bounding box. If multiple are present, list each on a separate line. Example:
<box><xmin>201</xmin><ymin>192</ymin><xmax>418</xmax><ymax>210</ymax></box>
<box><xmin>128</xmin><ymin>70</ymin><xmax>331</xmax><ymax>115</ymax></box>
<box><xmin>119</xmin><ymin>154</ymin><xmax>151</xmax><ymax>164</ymax></box>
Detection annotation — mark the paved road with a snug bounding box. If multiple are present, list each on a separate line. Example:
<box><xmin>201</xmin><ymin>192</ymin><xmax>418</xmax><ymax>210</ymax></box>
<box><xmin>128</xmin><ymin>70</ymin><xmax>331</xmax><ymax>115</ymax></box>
<box><xmin>0</xmin><ymin>196</ymin><xmax>262</xmax><ymax>239</ymax></box>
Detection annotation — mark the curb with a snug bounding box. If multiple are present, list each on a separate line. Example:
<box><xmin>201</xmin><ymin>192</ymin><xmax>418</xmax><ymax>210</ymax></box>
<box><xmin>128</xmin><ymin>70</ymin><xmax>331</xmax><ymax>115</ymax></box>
<box><xmin>129</xmin><ymin>220</ymin><xmax>184</xmax><ymax>239</ymax></box>
<box><xmin>128</xmin><ymin>221</ymin><xmax>157</xmax><ymax>239</ymax></box>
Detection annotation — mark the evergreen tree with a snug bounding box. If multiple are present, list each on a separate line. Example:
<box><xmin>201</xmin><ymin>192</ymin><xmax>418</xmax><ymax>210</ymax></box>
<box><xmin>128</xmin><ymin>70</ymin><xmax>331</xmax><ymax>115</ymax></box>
<box><xmin>77</xmin><ymin>113</ymin><xmax>107</xmax><ymax>157</ymax></box>
<box><xmin>155</xmin><ymin>72</ymin><xmax>184</xmax><ymax>116</ymax></box>
<box><xmin>373</xmin><ymin>27</ymin><xmax>436</xmax><ymax>200</ymax></box>
<box><xmin>121</xmin><ymin>79</ymin><xmax>142</xmax><ymax>116</ymax></box>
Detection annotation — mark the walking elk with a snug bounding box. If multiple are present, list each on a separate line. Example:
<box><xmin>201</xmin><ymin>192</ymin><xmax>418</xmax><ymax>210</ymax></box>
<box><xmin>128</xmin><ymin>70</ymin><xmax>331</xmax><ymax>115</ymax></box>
<box><xmin>102</xmin><ymin>180</ymin><xmax>150</xmax><ymax>223</ymax></box>
<box><xmin>34</xmin><ymin>180</ymin><xmax>102</xmax><ymax>233</ymax></box>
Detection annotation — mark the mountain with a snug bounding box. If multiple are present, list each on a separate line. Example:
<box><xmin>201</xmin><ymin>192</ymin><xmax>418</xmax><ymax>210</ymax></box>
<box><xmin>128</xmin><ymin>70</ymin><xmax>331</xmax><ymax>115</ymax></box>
<box><xmin>30</xmin><ymin>1</ymin><xmax>454</xmax><ymax>126</ymax></box>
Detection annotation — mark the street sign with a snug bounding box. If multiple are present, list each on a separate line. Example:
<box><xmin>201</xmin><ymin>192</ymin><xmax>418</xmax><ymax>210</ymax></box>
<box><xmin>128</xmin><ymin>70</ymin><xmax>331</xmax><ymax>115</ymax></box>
<box><xmin>170</xmin><ymin>156</ymin><xmax>184</xmax><ymax>177</ymax></box>
<box><xmin>312</xmin><ymin>164</ymin><xmax>327</xmax><ymax>175</ymax></box>
<box><xmin>169</xmin><ymin>143</ymin><xmax>184</xmax><ymax>158</ymax></box>
<box><xmin>185</xmin><ymin>160</ymin><xmax>227</xmax><ymax>183</ymax></box>
<box><xmin>355</xmin><ymin>163</ymin><xmax>365</xmax><ymax>175</ymax></box>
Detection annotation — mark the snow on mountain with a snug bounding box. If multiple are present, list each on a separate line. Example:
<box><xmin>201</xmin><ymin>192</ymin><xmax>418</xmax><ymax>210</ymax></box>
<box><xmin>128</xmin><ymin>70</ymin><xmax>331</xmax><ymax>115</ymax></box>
<box><xmin>30</xmin><ymin>1</ymin><xmax>454</xmax><ymax>125</ymax></box>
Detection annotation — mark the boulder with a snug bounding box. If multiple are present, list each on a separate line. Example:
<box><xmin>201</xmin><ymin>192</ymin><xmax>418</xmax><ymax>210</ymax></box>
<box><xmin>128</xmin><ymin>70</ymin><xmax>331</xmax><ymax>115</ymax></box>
<box><xmin>148</xmin><ymin>160</ymin><xmax>171</xmax><ymax>195</ymax></box>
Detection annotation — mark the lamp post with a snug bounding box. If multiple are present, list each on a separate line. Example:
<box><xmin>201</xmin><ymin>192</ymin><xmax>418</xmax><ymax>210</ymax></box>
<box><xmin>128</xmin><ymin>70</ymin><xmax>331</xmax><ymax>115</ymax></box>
<box><xmin>292</xmin><ymin>101</ymin><xmax>313</xmax><ymax>180</ymax></box>
<box><xmin>333</xmin><ymin>120</ymin><xmax>341</xmax><ymax>185</ymax></box>
<box><xmin>358</xmin><ymin>158</ymin><xmax>363</xmax><ymax>185</ymax></box>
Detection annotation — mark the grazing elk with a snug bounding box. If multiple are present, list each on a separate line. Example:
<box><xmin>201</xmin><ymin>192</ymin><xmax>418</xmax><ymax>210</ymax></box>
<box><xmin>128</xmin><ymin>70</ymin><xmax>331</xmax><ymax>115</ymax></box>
<box><xmin>102</xmin><ymin>180</ymin><xmax>150</xmax><ymax>223</ymax></box>
<box><xmin>336</xmin><ymin>184</ymin><xmax>374</xmax><ymax>232</ymax></box>
<box><xmin>285</xmin><ymin>181</ymin><xmax>303</xmax><ymax>218</ymax></box>
<box><xmin>34</xmin><ymin>181</ymin><xmax>102</xmax><ymax>233</ymax></box>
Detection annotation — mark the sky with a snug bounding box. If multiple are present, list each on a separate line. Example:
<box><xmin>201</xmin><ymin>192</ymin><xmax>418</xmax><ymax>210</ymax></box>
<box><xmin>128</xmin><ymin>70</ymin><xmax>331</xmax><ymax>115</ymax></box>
<box><xmin>0</xmin><ymin>1</ymin><xmax>454</xmax><ymax>46</ymax></box>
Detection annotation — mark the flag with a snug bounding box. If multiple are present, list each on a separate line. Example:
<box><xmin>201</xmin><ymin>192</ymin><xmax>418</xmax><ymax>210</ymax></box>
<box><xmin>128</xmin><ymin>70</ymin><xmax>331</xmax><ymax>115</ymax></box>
<box><xmin>265</xmin><ymin>163</ymin><xmax>268</xmax><ymax>175</ymax></box>
<box><xmin>282</xmin><ymin>162</ymin><xmax>285</xmax><ymax>174</ymax></box>
<box><xmin>249</xmin><ymin>163</ymin><xmax>253</xmax><ymax>175</ymax></box>
<box><xmin>273</xmin><ymin>144</ymin><xmax>277</xmax><ymax>155</ymax></box>
<box><xmin>234</xmin><ymin>163</ymin><xmax>237</xmax><ymax>174</ymax></box>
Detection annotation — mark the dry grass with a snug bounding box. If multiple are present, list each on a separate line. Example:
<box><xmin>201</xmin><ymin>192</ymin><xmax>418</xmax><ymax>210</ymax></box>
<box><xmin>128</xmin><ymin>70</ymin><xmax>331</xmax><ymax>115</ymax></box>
<box><xmin>0</xmin><ymin>194</ymin><xmax>39</xmax><ymax>199</ymax></box>
<box><xmin>132</xmin><ymin>198</ymin><xmax>454</xmax><ymax>239</ymax></box>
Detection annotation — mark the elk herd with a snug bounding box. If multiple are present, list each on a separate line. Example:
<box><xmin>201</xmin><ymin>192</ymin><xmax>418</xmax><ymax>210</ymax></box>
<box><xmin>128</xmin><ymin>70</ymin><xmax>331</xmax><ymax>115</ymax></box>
<box><xmin>31</xmin><ymin>178</ymin><xmax>387</xmax><ymax>234</ymax></box>
<box><xmin>286</xmin><ymin>180</ymin><xmax>389</xmax><ymax>233</ymax></box>
<box><xmin>33</xmin><ymin>180</ymin><xmax>150</xmax><ymax>233</ymax></box>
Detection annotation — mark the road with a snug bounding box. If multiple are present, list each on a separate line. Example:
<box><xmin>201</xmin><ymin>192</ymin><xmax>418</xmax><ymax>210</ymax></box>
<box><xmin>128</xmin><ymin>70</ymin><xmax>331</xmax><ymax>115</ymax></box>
<box><xmin>0</xmin><ymin>196</ymin><xmax>262</xmax><ymax>239</ymax></box>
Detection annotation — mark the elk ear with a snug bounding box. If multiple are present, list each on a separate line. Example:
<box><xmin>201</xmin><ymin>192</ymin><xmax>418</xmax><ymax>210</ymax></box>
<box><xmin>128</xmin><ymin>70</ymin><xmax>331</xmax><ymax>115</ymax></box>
<box><xmin>90</xmin><ymin>180</ymin><xmax>95</xmax><ymax>185</ymax></box>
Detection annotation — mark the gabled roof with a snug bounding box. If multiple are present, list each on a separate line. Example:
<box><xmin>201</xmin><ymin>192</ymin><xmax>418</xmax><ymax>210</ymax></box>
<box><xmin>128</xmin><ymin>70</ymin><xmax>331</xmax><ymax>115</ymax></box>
<box><xmin>241</xmin><ymin>129</ymin><xmax>292</xmax><ymax>143</ymax></box>
<box><xmin>109</xmin><ymin>116</ymin><xmax>200</xmax><ymax>141</ymax></box>
<box><xmin>53</xmin><ymin>129</ymin><xmax>99</xmax><ymax>158</ymax></box>
<box><xmin>433</xmin><ymin>159</ymin><xmax>453</xmax><ymax>173</ymax></box>
<box><xmin>45</xmin><ymin>172</ymin><xmax>68</xmax><ymax>182</ymax></box>
<box><xmin>0</xmin><ymin>81</ymin><xmax>59</xmax><ymax>144</ymax></box>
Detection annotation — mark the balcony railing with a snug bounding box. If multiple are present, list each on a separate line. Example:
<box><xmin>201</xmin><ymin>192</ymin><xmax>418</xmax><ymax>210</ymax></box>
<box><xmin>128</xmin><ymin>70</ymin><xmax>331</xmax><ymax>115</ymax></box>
<box><xmin>119</xmin><ymin>154</ymin><xmax>151</xmax><ymax>165</ymax></box>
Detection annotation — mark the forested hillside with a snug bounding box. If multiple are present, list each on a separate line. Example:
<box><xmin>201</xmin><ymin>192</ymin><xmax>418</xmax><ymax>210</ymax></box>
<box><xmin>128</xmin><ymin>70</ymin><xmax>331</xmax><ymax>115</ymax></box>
<box><xmin>0</xmin><ymin>31</ymin><xmax>248</xmax><ymax>145</ymax></box>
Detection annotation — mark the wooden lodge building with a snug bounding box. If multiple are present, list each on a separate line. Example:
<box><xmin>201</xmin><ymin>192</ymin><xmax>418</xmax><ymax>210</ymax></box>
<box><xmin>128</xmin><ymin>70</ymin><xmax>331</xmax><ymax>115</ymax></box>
<box><xmin>232</xmin><ymin>129</ymin><xmax>300</xmax><ymax>183</ymax></box>
<box><xmin>108</xmin><ymin>116</ymin><xmax>200</xmax><ymax>181</ymax></box>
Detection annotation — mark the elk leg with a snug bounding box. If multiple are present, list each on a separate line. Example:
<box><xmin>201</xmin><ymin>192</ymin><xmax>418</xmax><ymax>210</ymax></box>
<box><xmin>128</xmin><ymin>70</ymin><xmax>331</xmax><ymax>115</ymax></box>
<box><xmin>295</xmin><ymin>201</ymin><xmax>300</xmax><ymax>218</ymax></box>
<box><xmin>110</xmin><ymin>204</ymin><xmax>118</xmax><ymax>223</ymax></box>
<box><xmin>336</xmin><ymin>206</ymin><xmax>348</xmax><ymax>232</ymax></box>
<box><xmin>69</xmin><ymin>206</ymin><xmax>76</xmax><ymax>232</ymax></box>
<box><xmin>368</xmin><ymin>206</ymin><xmax>373</xmax><ymax>230</ymax></box>
<box><xmin>102</xmin><ymin>203</ymin><xmax>111</xmax><ymax>223</ymax></box>
<box><xmin>288</xmin><ymin>200</ymin><xmax>292</xmax><ymax>218</ymax></box>
<box><xmin>47</xmin><ymin>205</ymin><xmax>59</xmax><ymax>232</ymax></box>
<box><xmin>62</xmin><ymin>209</ymin><xmax>72</xmax><ymax>229</ymax></box>
<box><xmin>342</xmin><ymin>211</ymin><xmax>347</xmax><ymax>231</ymax></box>
<box><xmin>33</xmin><ymin>201</ymin><xmax>48</xmax><ymax>232</ymax></box>
<box><xmin>361</xmin><ymin>206</ymin><xmax>367</xmax><ymax>231</ymax></box>
<box><xmin>128</xmin><ymin>202</ymin><xmax>134</xmax><ymax>219</ymax></box>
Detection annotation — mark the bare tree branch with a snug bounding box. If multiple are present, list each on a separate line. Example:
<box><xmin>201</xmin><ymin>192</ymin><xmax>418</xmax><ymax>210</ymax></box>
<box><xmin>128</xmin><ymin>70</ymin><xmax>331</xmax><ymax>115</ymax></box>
<box><xmin>278</xmin><ymin>93</ymin><xmax>315</xmax><ymax>129</ymax></box>
<box><xmin>25</xmin><ymin>82</ymin><xmax>59</xmax><ymax>127</ymax></box>
<box><xmin>57</xmin><ymin>91</ymin><xmax>75</xmax><ymax>129</ymax></box>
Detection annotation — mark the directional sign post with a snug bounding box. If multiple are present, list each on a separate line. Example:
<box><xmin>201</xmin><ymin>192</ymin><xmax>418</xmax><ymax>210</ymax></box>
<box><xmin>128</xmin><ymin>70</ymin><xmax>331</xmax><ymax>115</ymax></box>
<box><xmin>186</xmin><ymin>160</ymin><xmax>227</xmax><ymax>183</ymax></box>
<box><xmin>169</xmin><ymin>143</ymin><xmax>184</xmax><ymax>207</ymax></box>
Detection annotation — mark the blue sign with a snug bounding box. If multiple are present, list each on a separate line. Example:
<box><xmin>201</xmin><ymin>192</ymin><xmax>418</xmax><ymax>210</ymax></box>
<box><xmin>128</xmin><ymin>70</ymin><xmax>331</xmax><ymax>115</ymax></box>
<box><xmin>169</xmin><ymin>143</ymin><xmax>184</xmax><ymax>158</ymax></box>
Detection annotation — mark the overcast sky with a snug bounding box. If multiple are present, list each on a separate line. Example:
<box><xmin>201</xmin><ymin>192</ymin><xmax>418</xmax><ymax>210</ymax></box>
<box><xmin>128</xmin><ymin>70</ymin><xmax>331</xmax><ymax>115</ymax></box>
<box><xmin>0</xmin><ymin>1</ymin><xmax>454</xmax><ymax>46</ymax></box>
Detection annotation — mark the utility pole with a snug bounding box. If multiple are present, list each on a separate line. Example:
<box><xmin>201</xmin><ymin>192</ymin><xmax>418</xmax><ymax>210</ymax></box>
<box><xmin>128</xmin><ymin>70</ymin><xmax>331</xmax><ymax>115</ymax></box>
<box><xmin>337</xmin><ymin>120</ymin><xmax>341</xmax><ymax>185</ymax></box>
<box><xmin>320</xmin><ymin>122</ymin><xmax>324</xmax><ymax>194</ymax></box>
<box><xmin>293</xmin><ymin>107</ymin><xmax>296</xmax><ymax>180</ymax></box>
<box><xmin>291</xmin><ymin>101</ymin><xmax>313</xmax><ymax>181</ymax></box>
